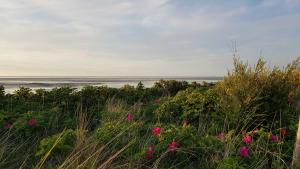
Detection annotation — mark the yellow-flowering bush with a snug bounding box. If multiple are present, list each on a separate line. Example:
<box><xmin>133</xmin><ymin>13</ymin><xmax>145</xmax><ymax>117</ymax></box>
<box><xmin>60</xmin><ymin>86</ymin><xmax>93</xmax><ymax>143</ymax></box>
<box><xmin>215</xmin><ymin>57</ymin><xmax>300</xmax><ymax>129</ymax></box>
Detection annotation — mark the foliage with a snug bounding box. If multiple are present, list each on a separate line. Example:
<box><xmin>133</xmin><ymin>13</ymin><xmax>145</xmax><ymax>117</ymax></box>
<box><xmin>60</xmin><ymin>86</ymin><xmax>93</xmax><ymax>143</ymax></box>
<box><xmin>0</xmin><ymin>57</ymin><xmax>299</xmax><ymax>168</ymax></box>
<box><xmin>36</xmin><ymin>129</ymin><xmax>76</xmax><ymax>158</ymax></box>
<box><xmin>155</xmin><ymin>88</ymin><xmax>223</xmax><ymax>133</ymax></box>
<box><xmin>0</xmin><ymin>85</ymin><xmax>4</xmax><ymax>100</ymax></box>
<box><xmin>153</xmin><ymin>80</ymin><xmax>190</xmax><ymax>96</ymax></box>
<box><xmin>215</xmin><ymin>57</ymin><xmax>300</xmax><ymax>129</ymax></box>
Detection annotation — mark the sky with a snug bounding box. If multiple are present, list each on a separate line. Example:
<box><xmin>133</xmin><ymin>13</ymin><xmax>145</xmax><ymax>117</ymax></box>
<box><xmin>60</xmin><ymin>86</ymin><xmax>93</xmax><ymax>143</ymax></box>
<box><xmin>0</xmin><ymin>0</ymin><xmax>299</xmax><ymax>76</ymax></box>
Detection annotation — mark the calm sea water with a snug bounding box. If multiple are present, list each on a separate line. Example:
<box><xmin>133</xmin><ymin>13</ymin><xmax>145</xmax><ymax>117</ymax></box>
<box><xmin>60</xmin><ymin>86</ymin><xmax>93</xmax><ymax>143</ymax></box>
<box><xmin>0</xmin><ymin>76</ymin><xmax>222</xmax><ymax>93</ymax></box>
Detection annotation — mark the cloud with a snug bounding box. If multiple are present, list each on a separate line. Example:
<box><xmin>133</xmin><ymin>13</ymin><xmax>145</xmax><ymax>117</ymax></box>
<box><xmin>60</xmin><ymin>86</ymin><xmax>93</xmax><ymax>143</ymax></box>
<box><xmin>260</xmin><ymin>0</ymin><xmax>300</xmax><ymax>7</ymax></box>
<box><xmin>286</xmin><ymin>0</ymin><xmax>300</xmax><ymax>5</ymax></box>
<box><xmin>0</xmin><ymin>0</ymin><xmax>299</xmax><ymax>76</ymax></box>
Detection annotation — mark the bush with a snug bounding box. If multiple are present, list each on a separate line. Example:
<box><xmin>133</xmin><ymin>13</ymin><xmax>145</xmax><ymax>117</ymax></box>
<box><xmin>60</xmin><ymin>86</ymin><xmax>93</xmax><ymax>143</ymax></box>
<box><xmin>155</xmin><ymin>88</ymin><xmax>223</xmax><ymax>133</ymax></box>
<box><xmin>0</xmin><ymin>85</ymin><xmax>4</xmax><ymax>102</ymax></box>
<box><xmin>96</xmin><ymin>121</ymin><xmax>131</xmax><ymax>144</ymax></box>
<box><xmin>153</xmin><ymin>80</ymin><xmax>189</xmax><ymax>96</ymax></box>
<box><xmin>215</xmin><ymin>57</ymin><xmax>300</xmax><ymax>129</ymax></box>
<box><xmin>36</xmin><ymin>129</ymin><xmax>76</xmax><ymax>158</ymax></box>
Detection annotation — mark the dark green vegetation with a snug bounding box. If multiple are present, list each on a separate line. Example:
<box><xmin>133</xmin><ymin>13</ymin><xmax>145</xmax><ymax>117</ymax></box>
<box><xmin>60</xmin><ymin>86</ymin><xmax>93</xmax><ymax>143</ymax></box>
<box><xmin>0</xmin><ymin>57</ymin><xmax>300</xmax><ymax>169</ymax></box>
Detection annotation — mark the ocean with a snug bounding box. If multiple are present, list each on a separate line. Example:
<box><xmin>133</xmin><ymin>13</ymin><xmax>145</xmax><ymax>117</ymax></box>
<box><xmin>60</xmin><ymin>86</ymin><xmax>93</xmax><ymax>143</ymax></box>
<box><xmin>0</xmin><ymin>76</ymin><xmax>222</xmax><ymax>93</ymax></box>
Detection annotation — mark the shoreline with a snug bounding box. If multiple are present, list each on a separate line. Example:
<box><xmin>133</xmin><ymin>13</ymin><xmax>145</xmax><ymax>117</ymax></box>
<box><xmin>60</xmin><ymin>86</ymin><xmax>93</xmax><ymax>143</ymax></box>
<box><xmin>0</xmin><ymin>77</ymin><xmax>221</xmax><ymax>93</ymax></box>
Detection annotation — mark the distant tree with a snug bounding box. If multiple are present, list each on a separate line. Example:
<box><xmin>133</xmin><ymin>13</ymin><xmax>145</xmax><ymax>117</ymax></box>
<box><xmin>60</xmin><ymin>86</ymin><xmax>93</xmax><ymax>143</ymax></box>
<box><xmin>0</xmin><ymin>85</ymin><xmax>5</xmax><ymax>107</ymax></box>
<box><xmin>79</xmin><ymin>86</ymin><xmax>104</xmax><ymax>111</ymax></box>
<box><xmin>154</xmin><ymin>80</ymin><xmax>189</xmax><ymax>96</ymax></box>
<box><xmin>14</xmin><ymin>87</ymin><xmax>33</xmax><ymax>100</ymax></box>
<box><xmin>0</xmin><ymin>85</ymin><xmax>4</xmax><ymax>98</ymax></box>
<box><xmin>33</xmin><ymin>89</ymin><xmax>48</xmax><ymax>109</ymax></box>
<box><xmin>136</xmin><ymin>81</ymin><xmax>144</xmax><ymax>90</ymax></box>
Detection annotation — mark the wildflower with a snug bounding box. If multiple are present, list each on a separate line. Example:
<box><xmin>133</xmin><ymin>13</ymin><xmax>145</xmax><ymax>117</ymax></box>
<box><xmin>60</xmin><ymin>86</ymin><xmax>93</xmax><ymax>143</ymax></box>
<box><xmin>288</xmin><ymin>96</ymin><xmax>294</xmax><ymax>105</ymax></box>
<box><xmin>28</xmin><ymin>118</ymin><xmax>37</xmax><ymax>127</ymax></box>
<box><xmin>168</xmin><ymin>140</ymin><xmax>179</xmax><ymax>152</ymax></box>
<box><xmin>146</xmin><ymin>145</ymin><xmax>154</xmax><ymax>159</ymax></box>
<box><xmin>239</xmin><ymin>146</ymin><xmax>249</xmax><ymax>157</ymax></box>
<box><xmin>279</xmin><ymin>128</ymin><xmax>287</xmax><ymax>137</ymax></box>
<box><xmin>242</xmin><ymin>135</ymin><xmax>252</xmax><ymax>144</ymax></box>
<box><xmin>217</xmin><ymin>132</ymin><xmax>225</xmax><ymax>141</ymax></box>
<box><xmin>152</xmin><ymin>127</ymin><xmax>161</xmax><ymax>136</ymax></box>
<box><xmin>270</xmin><ymin>135</ymin><xmax>279</xmax><ymax>142</ymax></box>
<box><xmin>4</xmin><ymin>123</ymin><xmax>12</xmax><ymax>129</ymax></box>
<box><xmin>127</xmin><ymin>113</ymin><xmax>133</xmax><ymax>122</ymax></box>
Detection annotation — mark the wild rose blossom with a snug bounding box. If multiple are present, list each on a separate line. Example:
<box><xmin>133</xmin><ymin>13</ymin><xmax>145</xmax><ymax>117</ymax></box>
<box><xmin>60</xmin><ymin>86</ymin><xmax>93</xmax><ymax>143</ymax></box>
<box><xmin>239</xmin><ymin>146</ymin><xmax>249</xmax><ymax>157</ymax></box>
<box><xmin>146</xmin><ymin>145</ymin><xmax>154</xmax><ymax>159</ymax></box>
<box><xmin>127</xmin><ymin>113</ymin><xmax>133</xmax><ymax>122</ymax></box>
<box><xmin>152</xmin><ymin>127</ymin><xmax>161</xmax><ymax>136</ymax></box>
<box><xmin>288</xmin><ymin>96</ymin><xmax>294</xmax><ymax>105</ymax></box>
<box><xmin>279</xmin><ymin>128</ymin><xmax>287</xmax><ymax>137</ymax></box>
<box><xmin>217</xmin><ymin>132</ymin><xmax>225</xmax><ymax>141</ymax></box>
<box><xmin>28</xmin><ymin>118</ymin><xmax>37</xmax><ymax>127</ymax></box>
<box><xmin>4</xmin><ymin>123</ymin><xmax>12</xmax><ymax>129</ymax></box>
<box><xmin>168</xmin><ymin>140</ymin><xmax>179</xmax><ymax>152</ymax></box>
<box><xmin>270</xmin><ymin>135</ymin><xmax>279</xmax><ymax>142</ymax></box>
<box><xmin>242</xmin><ymin>135</ymin><xmax>252</xmax><ymax>144</ymax></box>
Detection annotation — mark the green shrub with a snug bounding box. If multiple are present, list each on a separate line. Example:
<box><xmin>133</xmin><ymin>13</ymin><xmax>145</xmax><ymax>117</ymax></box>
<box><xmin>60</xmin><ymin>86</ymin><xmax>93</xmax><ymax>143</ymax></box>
<box><xmin>153</xmin><ymin>80</ymin><xmax>189</xmax><ymax>96</ymax></box>
<box><xmin>155</xmin><ymin>88</ymin><xmax>223</xmax><ymax>133</ymax></box>
<box><xmin>36</xmin><ymin>129</ymin><xmax>76</xmax><ymax>157</ymax></box>
<box><xmin>217</xmin><ymin>157</ymin><xmax>246</xmax><ymax>169</ymax></box>
<box><xmin>96</xmin><ymin>121</ymin><xmax>131</xmax><ymax>144</ymax></box>
<box><xmin>216</xmin><ymin>57</ymin><xmax>300</xmax><ymax>129</ymax></box>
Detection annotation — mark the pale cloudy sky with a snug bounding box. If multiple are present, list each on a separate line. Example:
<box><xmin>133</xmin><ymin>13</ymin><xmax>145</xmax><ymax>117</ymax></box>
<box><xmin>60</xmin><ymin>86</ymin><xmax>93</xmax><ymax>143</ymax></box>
<box><xmin>0</xmin><ymin>0</ymin><xmax>299</xmax><ymax>76</ymax></box>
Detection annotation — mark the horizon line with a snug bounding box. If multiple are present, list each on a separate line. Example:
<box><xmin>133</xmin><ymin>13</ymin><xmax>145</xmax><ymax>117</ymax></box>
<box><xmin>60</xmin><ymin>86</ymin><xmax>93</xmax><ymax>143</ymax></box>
<box><xmin>0</xmin><ymin>75</ymin><xmax>224</xmax><ymax>78</ymax></box>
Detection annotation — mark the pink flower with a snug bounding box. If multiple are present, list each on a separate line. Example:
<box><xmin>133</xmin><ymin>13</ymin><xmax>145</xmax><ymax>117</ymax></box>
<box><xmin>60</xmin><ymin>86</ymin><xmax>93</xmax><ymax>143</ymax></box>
<box><xmin>168</xmin><ymin>140</ymin><xmax>179</xmax><ymax>152</ymax></box>
<box><xmin>127</xmin><ymin>113</ymin><xmax>133</xmax><ymax>122</ymax></box>
<box><xmin>217</xmin><ymin>132</ymin><xmax>225</xmax><ymax>141</ymax></box>
<box><xmin>242</xmin><ymin>135</ymin><xmax>252</xmax><ymax>144</ymax></box>
<box><xmin>279</xmin><ymin>128</ymin><xmax>287</xmax><ymax>137</ymax></box>
<box><xmin>152</xmin><ymin>127</ymin><xmax>161</xmax><ymax>136</ymax></box>
<box><xmin>146</xmin><ymin>145</ymin><xmax>154</xmax><ymax>159</ymax></box>
<box><xmin>270</xmin><ymin>135</ymin><xmax>279</xmax><ymax>142</ymax></box>
<box><xmin>288</xmin><ymin>96</ymin><xmax>294</xmax><ymax>105</ymax></box>
<box><xmin>28</xmin><ymin>118</ymin><xmax>37</xmax><ymax>127</ymax></box>
<box><xmin>239</xmin><ymin>146</ymin><xmax>249</xmax><ymax>157</ymax></box>
<box><xmin>4</xmin><ymin>123</ymin><xmax>12</xmax><ymax>129</ymax></box>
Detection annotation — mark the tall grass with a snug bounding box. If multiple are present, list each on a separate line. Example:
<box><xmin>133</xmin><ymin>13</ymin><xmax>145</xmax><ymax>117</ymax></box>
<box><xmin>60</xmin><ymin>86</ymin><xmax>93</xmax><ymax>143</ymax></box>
<box><xmin>35</xmin><ymin>99</ymin><xmax>141</xmax><ymax>169</ymax></box>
